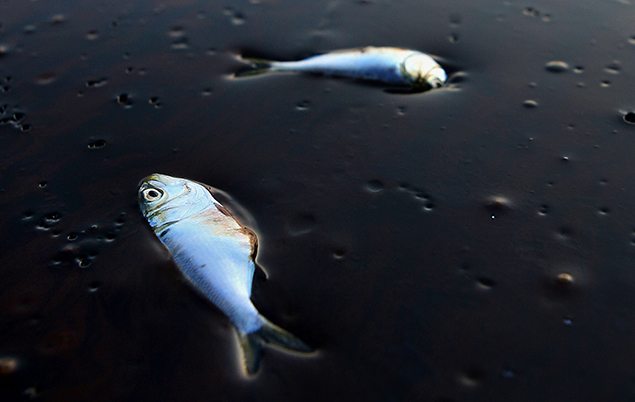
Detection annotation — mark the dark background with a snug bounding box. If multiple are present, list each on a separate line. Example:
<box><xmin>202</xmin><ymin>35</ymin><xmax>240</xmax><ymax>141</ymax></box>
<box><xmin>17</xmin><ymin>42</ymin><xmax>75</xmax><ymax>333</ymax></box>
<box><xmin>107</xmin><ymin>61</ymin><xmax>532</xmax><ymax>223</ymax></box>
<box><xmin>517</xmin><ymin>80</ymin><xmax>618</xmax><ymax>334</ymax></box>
<box><xmin>1</xmin><ymin>0</ymin><xmax>635</xmax><ymax>401</ymax></box>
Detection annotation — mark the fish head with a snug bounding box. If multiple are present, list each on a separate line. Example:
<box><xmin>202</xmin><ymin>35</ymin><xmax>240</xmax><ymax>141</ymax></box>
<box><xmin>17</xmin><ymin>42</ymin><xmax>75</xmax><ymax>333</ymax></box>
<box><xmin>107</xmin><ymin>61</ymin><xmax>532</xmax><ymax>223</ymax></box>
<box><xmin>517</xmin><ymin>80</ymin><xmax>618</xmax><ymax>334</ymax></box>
<box><xmin>402</xmin><ymin>53</ymin><xmax>447</xmax><ymax>89</ymax></box>
<box><xmin>138</xmin><ymin>173</ymin><xmax>213</xmax><ymax>228</ymax></box>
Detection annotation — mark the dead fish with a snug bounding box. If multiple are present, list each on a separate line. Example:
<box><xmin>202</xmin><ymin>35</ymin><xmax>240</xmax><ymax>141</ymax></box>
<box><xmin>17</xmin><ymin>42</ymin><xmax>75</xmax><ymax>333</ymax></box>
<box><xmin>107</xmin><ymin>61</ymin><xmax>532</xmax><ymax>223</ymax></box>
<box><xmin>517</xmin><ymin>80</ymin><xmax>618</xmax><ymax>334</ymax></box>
<box><xmin>237</xmin><ymin>46</ymin><xmax>447</xmax><ymax>89</ymax></box>
<box><xmin>138</xmin><ymin>173</ymin><xmax>312</xmax><ymax>375</ymax></box>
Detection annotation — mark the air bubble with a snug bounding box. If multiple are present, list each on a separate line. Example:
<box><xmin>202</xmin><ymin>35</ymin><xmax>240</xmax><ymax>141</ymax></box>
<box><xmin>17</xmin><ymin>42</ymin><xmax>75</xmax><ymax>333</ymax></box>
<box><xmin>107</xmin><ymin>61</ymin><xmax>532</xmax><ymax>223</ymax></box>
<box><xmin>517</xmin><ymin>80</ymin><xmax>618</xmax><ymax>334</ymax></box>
<box><xmin>148</xmin><ymin>96</ymin><xmax>162</xmax><ymax>108</ymax></box>
<box><xmin>600</xmin><ymin>80</ymin><xmax>611</xmax><ymax>88</ymax></box>
<box><xmin>88</xmin><ymin>282</ymin><xmax>100</xmax><ymax>292</ymax></box>
<box><xmin>598</xmin><ymin>207</ymin><xmax>610</xmax><ymax>215</ymax></box>
<box><xmin>629</xmin><ymin>36</ymin><xmax>635</xmax><ymax>45</ymax></box>
<box><xmin>423</xmin><ymin>201</ymin><xmax>435</xmax><ymax>212</ymax></box>
<box><xmin>448</xmin><ymin>33</ymin><xmax>459</xmax><ymax>43</ymax></box>
<box><xmin>0</xmin><ymin>44</ymin><xmax>8</xmax><ymax>58</ymax></box>
<box><xmin>563</xmin><ymin>316</ymin><xmax>573</xmax><ymax>326</ymax></box>
<box><xmin>538</xmin><ymin>204</ymin><xmax>549</xmax><ymax>215</ymax></box>
<box><xmin>366</xmin><ymin>179</ymin><xmax>384</xmax><ymax>193</ymax></box>
<box><xmin>458</xmin><ymin>369</ymin><xmax>483</xmax><ymax>387</ymax></box>
<box><xmin>555</xmin><ymin>272</ymin><xmax>574</xmax><ymax>286</ymax></box>
<box><xmin>573</xmin><ymin>66</ymin><xmax>584</xmax><ymax>74</ymax></box>
<box><xmin>38</xmin><ymin>181</ymin><xmax>47</xmax><ymax>189</ymax></box>
<box><xmin>545</xmin><ymin>60</ymin><xmax>570</xmax><ymax>73</ymax></box>
<box><xmin>168</xmin><ymin>26</ymin><xmax>185</xmax><ymax>38</ymax></box>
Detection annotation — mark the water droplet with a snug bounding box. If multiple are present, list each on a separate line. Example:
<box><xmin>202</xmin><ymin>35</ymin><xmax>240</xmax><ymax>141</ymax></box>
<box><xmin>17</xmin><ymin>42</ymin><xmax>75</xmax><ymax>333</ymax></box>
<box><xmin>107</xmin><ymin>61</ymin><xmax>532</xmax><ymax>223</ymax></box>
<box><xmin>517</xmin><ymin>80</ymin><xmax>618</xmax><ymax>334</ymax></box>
<box><xmin>85</xmin><ymin>30</ymin><xmax>99</xmax><ymax>40</ymax></box>
<box><xmin>523</xmin><ymin>99</ymin><xmax>538</xmax><ymax>108</ymax></box>
<box><xmin>116</xmin><ymin>93</ymin><xmax>133</xmax><ymax>108</ymax></box>
<box><xmin>366</xmin><ymin>179</ymin><xmax>384</xmax><ymax>193</ymax></box>
<box><xmin>0</xmin><ymin>357</ymin><xmax>18</xmax><ymax>374</ymax></box>
<box><xmin>87</xmin><ymin>139</ymin><xmax>106</xmax><ymax>149</ymax></box>
<box><xmin>622</xmin><ymin>112</ymin><xmax>635</xmax><ymax>125</ymax></box>
<box><xmin>545</xmin><ymin>60</ymin><xmax>570</xmax><ymax>73</ymax></box>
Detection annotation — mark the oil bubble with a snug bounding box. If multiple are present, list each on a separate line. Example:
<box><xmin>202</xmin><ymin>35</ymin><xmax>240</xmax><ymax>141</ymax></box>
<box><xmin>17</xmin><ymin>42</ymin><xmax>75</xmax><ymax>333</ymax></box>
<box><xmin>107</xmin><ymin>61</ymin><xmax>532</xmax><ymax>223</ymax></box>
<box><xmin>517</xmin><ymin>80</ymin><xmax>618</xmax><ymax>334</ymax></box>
<box><xmin>523</xmin><ymin>99</ymin><xmax>538</xmax><ymax>108</ymax></box>
<box><xmin>0</xmin><ymin>357</ymin><xmax>18</xmax><ymax>374</ymax></box>
<box><xmin>85</xmin><ymin>30</ymin><xmax>99</xmax><ymax>40</ymax></box>
<box><xmin>87</xmin><ymin>139</ymin><xmax>106</xmax><ymax>149</ymax></box>
<box><xmin>35</xmin><ymin>72</ymin><xmax>57</xmax><ymax>85</ymax></box>
<box><xmin>295</xmin><ymin>100</ymin><xmax>310</xmax><ymax>111</ymax></box>
<box><xmin>604</xmin><ymin>62</ymin><xmax>621</xmax><ymax>74</ymax></box>
<box><xmin>476</xmin><ymin>277</ymin><xmax>496</xmax><ymax>290</ymax></box>
<box><xmin>555</xmin><ymin>272</ymin><xmax>574</xmax><ymax>286</ymax></box>
<box><xmin>116</xmin><ymin>93</ymin><xmax>133</xmax><ymax>108</ymax></box>
<box><xmin>366</xmin><ymin>179</ymin><xmax>384</xmax><ymax>193</ymax></box>
<box><xmin>50</xmin><ymin>14</ymin><xmax>66</xmax><ymax>25</ymax></box>
<box><xmin>458</xmin><ymin>369</ymin><xmax>483</xmax><ymax>387</ymax></box>
<box><xmin>545</xmin><ymin>60</ymin><xmax>570</xmax><ymax>73</ymax></box>
<box><xmin>287</xmin><ymin>213</ymin><xmax>316</xmax><ymax>236</ymax></box>
<box><xmin>85</xmin><ymin>78</ymin><xmax>108</xmax><ymax>88</ymax></box>
<box><xmin>333</xmin><ymin>249</ymin><xmax>346</xmax><ymax>260</ymax></box>
<box><xmin>484</xmin><ymin>195</ymin><xmax>512</xmax><ymax>216</ymax></box>
<box><xmin>622</xmin><ymin>112</ymin><xmax>635</xmax><ymax>125</ymax></box>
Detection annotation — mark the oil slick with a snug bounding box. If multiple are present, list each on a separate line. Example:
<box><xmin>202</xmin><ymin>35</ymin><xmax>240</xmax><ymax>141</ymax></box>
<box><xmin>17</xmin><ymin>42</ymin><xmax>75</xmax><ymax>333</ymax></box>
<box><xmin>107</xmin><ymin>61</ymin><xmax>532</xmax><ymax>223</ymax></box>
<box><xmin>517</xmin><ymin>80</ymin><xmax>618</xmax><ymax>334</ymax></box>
<box><xmin>138</xmin><ymin>173</ymin><xmax>313</xmax><ymax>375</ymax></box>
<box><xmin>236</xmin><ymin>46</ymin><xmax>447</xmax><ymax>90</ymax></box>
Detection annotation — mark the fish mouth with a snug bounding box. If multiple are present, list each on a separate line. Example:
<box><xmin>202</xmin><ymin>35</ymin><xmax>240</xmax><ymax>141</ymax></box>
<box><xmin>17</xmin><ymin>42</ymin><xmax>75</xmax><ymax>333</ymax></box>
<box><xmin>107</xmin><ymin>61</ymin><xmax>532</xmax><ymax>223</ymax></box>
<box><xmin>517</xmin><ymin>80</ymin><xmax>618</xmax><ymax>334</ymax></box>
<box><xmin>423</xmin><ymin>66</ymin><xmax>447</xmax><ymax>88</ymax></box>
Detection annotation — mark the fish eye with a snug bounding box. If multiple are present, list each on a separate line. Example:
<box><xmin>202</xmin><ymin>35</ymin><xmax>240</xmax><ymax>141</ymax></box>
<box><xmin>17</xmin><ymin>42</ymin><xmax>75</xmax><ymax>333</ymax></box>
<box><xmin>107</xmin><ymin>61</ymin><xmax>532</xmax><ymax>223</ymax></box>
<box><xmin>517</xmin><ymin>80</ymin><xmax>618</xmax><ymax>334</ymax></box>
<box><xmin>142</xmin><ymin>188</ymin><xmax>163</xmax><ymax>202</ymax></box>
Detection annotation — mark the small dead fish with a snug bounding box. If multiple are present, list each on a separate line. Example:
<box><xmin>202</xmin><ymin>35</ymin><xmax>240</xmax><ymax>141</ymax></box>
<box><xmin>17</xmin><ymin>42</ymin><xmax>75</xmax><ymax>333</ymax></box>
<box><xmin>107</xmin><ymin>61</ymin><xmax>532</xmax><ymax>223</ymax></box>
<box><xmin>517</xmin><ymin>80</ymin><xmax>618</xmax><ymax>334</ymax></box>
<box><xmin>138</xmin><ymin>173</ymin><xmax>312</xmax><ymax>375</ymax></box>
<box><xmin>237</xmin><ymin>46</ymin><xmax>447</xmax><ymax>89</ymax></box>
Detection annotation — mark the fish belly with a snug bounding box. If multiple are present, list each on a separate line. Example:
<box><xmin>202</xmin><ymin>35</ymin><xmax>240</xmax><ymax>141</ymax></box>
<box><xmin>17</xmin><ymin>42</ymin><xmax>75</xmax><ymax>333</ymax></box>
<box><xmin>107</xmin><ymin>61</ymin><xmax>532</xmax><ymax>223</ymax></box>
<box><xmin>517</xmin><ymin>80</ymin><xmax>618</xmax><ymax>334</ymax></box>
<box><xmin>275</xmin><ymin>53</ymin><xmax>407</xmax><ymax>84</ymax></box>
<box><xmin>160</xmin><ymin>221</ymin><xmax>263</xmax><ymax>333</ymax></box>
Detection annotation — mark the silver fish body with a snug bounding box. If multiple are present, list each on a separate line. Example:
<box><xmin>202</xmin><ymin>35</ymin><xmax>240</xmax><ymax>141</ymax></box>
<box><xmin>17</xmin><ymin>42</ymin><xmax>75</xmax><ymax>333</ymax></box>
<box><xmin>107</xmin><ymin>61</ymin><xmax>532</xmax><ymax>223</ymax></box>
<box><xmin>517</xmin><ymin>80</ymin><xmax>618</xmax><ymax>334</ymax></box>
<box><xmin>241</xmin><ymin>46</ymin><xmax>447</xmax><ymax>89</ymax></box>
<box><xmin>138</xmin><ymin>173</ymin><xmax>311</xmax><ymax>374</ymax></box>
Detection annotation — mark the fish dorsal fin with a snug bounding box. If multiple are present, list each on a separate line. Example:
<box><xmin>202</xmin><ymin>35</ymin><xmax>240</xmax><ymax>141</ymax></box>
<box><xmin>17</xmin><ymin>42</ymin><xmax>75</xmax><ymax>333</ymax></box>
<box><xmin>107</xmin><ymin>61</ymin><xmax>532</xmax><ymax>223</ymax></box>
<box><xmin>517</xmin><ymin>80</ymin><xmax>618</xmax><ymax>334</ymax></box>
<box><xmin>198</xmin><ymin>182</ymin><xmax>269</xmax><ymax>279</ymax></box>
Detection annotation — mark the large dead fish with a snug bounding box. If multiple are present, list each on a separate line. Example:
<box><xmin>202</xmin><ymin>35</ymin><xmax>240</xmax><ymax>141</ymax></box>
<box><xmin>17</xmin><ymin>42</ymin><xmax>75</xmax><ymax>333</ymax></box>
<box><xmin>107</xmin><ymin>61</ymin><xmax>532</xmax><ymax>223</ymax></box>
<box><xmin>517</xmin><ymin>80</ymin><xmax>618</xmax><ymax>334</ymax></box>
<box><xmin>138</xmin><ymin>173</ymin><xmax>312</xmax><ymax>374</ymax></box>
<box><xmin>238</xmin><ymin>46</ymin><xmax>447</xmax><ymax>89</ymax></box>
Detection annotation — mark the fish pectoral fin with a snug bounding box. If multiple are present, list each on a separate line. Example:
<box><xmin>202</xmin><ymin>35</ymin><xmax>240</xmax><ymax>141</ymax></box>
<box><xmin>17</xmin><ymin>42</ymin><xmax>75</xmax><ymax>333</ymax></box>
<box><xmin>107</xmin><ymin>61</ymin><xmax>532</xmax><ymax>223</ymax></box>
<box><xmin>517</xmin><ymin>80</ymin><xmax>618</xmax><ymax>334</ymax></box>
<box><xmin>237</xmin><ymin>317</ymin><xmax>313</xmax><ymax>375</ymax></box>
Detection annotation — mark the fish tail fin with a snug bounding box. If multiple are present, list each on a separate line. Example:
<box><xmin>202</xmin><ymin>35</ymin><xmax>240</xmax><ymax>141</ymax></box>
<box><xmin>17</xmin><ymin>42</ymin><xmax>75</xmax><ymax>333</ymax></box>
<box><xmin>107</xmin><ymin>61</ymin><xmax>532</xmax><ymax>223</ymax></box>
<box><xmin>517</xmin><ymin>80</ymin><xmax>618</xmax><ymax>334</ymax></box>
<box><xmin>237</xmin><ymin>317</ymin><xmax>313</xmax><ymax>375</ymax></box>
<box><xmin>235</xmin><ymin>57</ymin><xmax>277</xmax><ymax>77</ymax></box>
